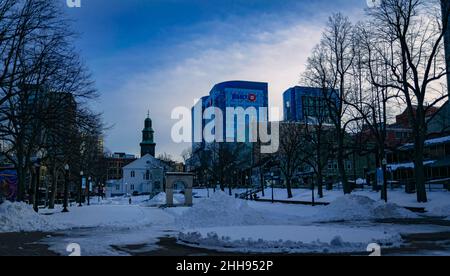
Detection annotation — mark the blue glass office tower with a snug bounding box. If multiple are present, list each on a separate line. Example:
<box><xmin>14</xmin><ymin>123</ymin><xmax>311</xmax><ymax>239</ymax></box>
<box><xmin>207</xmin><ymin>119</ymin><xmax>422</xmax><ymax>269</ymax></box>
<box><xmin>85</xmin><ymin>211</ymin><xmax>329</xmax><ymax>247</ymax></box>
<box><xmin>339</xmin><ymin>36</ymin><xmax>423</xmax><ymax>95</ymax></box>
<box><xmin>191</xmin><ymin>95</ymin><xmax>210</xmax><ymax>149</ymax></box>
<box><xmin>192</xmin><ymin>81</ymin><xmax>269</xmax><ymax>144</ymax></box>
<box><xmin>283</xmin><ymin>86</ymin><xmax>339</xmax><ymax>123</ymax></box>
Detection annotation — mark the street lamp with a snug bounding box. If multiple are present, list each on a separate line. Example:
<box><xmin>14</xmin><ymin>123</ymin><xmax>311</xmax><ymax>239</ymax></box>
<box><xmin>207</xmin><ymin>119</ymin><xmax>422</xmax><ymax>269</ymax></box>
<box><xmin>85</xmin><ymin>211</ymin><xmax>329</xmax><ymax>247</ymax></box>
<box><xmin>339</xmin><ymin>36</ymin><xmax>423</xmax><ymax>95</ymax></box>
<box><xmin>382</xmin><ymin>158</ymin><xmax>388</xmax><ymax>203</ymax></box>
<box><xmin>33</xmin><ymin>161</ymin><xmax>41</xmax><ymax>213</ymax></box>
<box><xmin>79</xmin><ymin>170</ymin><xmax>84</xmax><ymax>207</ymax></box>
<box><xmin>271</xmin><ymin>172</ymin><xmax>274</xmax><ymax>203</ymax></box>
<box><xmin>62</xmin><ymin>164</ymin><xmax>70</xmax><ymax>213</ymax></box>
<box><xmin>87</xmin><ymin>176</ymin><xmax>92</xmax><ymax>206</ymax></box>
<box><xmin>307</xmin><ymin>176</ymin><xmax>315</xmax><ymax>207</ymax></box>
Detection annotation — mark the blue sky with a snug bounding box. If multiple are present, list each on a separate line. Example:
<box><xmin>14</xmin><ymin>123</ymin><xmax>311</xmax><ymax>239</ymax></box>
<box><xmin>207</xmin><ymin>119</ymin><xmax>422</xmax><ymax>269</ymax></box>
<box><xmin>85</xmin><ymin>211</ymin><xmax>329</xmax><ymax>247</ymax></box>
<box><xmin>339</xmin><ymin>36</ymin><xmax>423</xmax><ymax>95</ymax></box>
<box><xmin>64</xmin><ymin>0</ymin><xmax>367</xmax><ymax>160</ymax></box>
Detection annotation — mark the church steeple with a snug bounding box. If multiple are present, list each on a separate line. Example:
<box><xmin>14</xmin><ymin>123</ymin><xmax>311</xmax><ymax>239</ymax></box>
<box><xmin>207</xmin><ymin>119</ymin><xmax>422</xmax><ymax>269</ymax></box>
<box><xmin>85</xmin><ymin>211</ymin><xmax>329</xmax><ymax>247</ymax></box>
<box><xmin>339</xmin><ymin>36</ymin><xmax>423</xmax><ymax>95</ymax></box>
<box><xmin>140</xmin><ymin>111</ymin><xmax>156</xmax><ymax>157</ymax></box>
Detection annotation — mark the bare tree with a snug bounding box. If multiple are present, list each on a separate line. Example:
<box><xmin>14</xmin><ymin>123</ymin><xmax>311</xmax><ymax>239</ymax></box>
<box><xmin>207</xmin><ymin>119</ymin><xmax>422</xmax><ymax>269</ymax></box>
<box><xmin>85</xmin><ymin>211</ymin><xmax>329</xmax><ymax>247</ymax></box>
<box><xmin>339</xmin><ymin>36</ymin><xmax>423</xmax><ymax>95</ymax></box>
<box><xmin>303</xmin><ymin>13</ymin><xmax>357</xmax><ymax>194</ymax></box>
<box><xmin>276</xmin><ymin>122</ymin><xmax>304</xmax><ymax>199</ymax></box>
<box><xmin>0</xmin><ymin>0</ymin><xmax>99</xmax><ymax>202</ymax></box>
<box><xmin>300</xmin><ymin>118</ymin><xmax>335</xmax><ymax>199</ymax></box>
<box><xmin>344</xmin><ymin>22</ymin><xmax>399</xmax><ymax>201</ymax></box>
<box><xmin>367</xmin><ymin>0</ymin><xmax>449</xmax><ymax>202</ymax></box>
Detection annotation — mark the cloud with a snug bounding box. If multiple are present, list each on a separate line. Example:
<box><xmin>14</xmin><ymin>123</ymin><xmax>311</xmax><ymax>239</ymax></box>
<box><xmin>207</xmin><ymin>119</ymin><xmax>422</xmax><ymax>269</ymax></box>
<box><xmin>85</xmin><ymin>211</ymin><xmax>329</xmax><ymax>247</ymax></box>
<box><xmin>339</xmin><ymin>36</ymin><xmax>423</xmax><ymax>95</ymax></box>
<box><xmin>101</xmin><ymin>21</ymin><xmax>324</xmax><ymax>160</ymax></box>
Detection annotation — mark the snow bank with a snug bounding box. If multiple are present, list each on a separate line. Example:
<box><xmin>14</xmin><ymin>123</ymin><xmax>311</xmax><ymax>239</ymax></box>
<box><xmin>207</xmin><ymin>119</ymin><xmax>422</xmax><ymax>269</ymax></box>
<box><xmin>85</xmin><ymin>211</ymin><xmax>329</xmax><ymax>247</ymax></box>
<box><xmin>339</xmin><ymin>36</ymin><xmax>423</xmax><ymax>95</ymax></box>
<box><xmin>141</xmin><ymin>192</ymin><xmax>168</xmax><ymax>207</ymax></box>
<box><xmin>178</xmin><ymin>226</ymin><xmax>402</xmax><ymax>254</ymax></box>
<box><xmin>175</xmin><ymin>192</ymin><xmax>266</xmax><ymax>228</ymax></box>
<box><xmin>355</xmin><ymin>178</ymin><xmax>367</xmax><ymax>185</ymax></box>
<box><xmin>0</xmin><ymin>201</ymin><xmax>63</xmax><ymax>233</ymax></box>
<box><xmin>429</xmin><ymin>204</ymin><xmax>450</xmax><ymax>218</ymax></box>
<box><xmin>315</xmin><ymin>195</ymin><xmax>418</xmax><ymax>222</ymax></box>
<box><xmin>140</xmin><ymin>192</ymin><xmax>186</xmax><ymax>207</ymax></box>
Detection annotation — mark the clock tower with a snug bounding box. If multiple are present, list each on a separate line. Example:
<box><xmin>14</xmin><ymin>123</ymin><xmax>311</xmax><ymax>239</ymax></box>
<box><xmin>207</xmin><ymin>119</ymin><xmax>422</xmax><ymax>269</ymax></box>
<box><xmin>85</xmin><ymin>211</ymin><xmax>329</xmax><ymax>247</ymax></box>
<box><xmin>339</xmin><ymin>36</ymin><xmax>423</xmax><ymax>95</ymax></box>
<box><xmin>140</xmin><ymin>111</ymin><xmax>156</xmax><ymax>157</ymax></box>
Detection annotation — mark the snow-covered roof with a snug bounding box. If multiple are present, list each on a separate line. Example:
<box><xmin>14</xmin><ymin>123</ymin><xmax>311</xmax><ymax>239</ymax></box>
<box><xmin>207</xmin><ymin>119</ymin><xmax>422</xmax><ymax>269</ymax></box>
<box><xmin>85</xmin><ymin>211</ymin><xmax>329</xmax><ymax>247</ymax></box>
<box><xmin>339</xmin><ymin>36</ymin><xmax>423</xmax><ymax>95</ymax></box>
<box><xmin>387</xmin><ymin>160</ymin><xmax>436</xmax><ymax>171</ymax></box>
<box><xmin>400</xmin><ymin>135</ymin><xmax>450</xmax><ymax>150</ymax></box>
<box><xmin>123</xmin><ymin>154</ymin><xmax>164</xmax><ymax>170</ymax></box>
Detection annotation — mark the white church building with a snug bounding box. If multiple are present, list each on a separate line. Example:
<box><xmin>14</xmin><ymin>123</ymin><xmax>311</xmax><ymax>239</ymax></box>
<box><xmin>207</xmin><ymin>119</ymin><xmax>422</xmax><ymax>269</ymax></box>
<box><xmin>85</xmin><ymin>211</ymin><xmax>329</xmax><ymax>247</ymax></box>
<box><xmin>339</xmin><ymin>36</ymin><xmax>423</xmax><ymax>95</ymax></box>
<box><xmin>106</xmin><ymin>113</ymin><xmax>168</xmax><ymax>197</ymax></box>
<box><xmin>120</xmin><ymin>154</ymin><xmax>166</xmax><ymax>196</ymax></box>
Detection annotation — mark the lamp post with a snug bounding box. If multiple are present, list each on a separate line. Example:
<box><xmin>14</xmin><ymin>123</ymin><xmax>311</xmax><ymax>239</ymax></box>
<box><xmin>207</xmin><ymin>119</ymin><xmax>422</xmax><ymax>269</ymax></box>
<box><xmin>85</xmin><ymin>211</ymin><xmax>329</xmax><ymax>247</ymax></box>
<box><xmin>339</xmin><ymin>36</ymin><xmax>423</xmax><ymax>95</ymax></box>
<box><xmin>309</xmin><ymin>176</ymin><xmax>315</xmax><ymax>207</ymax></box>
<box><xmin>382</xmin><ymin>158</ymin><xmax>388</xmax><ymax>203</ymax></box>
<box><xmin>271</xmin><ymin>172</ymin><xmax>274</xmax><ymax>203</ymax></box>
<box><xmin>87</xmin><ymin>176</ymin><xmax>91</xmax><ymax>206</ymax></box>
<box><xmin>79</xmin><ymin>170</ymin><xmax>83</xmax><ymax>207</ymax></box>
<box><xmin>33</xmin><ymin>161</ymin><xmax>41</xmax><ymax>213</ymax></box>
<box><xmin>63</xmin><ymin>164</ymin><xmax>70</xmax><ymax>213</ymax></box>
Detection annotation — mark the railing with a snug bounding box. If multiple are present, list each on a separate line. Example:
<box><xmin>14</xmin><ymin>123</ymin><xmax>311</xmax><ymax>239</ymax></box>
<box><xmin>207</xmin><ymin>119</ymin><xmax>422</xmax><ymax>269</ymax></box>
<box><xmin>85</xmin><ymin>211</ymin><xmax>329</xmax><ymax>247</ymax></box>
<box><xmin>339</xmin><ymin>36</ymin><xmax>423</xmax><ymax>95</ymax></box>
<box><xmin>237</xmin><ymin>188</ymin><xmax>264</xmax><ymax>200</ymax></box>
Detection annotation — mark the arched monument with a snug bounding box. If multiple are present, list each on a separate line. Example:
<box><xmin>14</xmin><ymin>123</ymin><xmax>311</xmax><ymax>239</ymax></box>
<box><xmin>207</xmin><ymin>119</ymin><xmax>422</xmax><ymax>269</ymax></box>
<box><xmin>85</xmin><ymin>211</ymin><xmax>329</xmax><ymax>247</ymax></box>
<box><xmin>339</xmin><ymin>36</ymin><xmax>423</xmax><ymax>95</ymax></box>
<box><xmin>165</xmin><ymin>172</ymin><xmax>194</xmax><ymax>207</ymax></box>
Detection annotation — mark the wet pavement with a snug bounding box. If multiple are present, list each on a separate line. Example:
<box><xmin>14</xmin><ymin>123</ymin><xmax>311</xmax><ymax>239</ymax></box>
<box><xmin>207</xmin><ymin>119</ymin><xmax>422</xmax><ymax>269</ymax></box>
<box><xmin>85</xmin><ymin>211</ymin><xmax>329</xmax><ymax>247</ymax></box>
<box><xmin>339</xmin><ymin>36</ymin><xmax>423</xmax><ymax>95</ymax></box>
<box><xmin>0</xmin><ymin>232</ymin><xmax>59</xmax><ymax>256</ymax></box>
<box><xmin>1</xmin><ymin>219</ymin><xmax>450</xmax><ymax>256</ymax></box>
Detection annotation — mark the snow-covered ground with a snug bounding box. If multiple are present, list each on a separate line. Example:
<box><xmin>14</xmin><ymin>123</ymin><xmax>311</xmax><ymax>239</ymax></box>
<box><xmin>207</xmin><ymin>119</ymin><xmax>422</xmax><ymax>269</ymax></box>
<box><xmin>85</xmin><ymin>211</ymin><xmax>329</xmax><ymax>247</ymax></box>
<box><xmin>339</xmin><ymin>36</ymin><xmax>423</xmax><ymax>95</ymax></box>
<box><xmin>256</xmin><ymin>188</ymin><xmax>450</xmax><ymax>215</ymax></box>
<box><xmin>1</xmin><ymin>188</ymin><xmax>449</xmax><ymax>255</ymax></box>
<box><xmin>178</xmin><ymin>225</ymin><xmax>403</xmax><ymax>254</ymax></box>
<box><xmin>174</xmin><ymin>191</ymin><xmax>440</xmax><ymax>254</ymax></box>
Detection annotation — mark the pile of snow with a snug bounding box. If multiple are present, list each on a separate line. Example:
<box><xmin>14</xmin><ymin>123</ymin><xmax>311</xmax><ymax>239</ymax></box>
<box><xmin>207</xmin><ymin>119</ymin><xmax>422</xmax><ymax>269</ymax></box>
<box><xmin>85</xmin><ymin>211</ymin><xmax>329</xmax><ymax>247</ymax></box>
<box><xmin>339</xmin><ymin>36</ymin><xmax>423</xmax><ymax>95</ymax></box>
<box><xmin>141</xmin><ymin>192</ymin><xmax>185</xmax><ymax>207</ymax></box>
<box><xmin>175</xmin><ymin>192</ymin><xmax>265</xmax><ymax>228</ymax></box>
<box><xmin>178</xmin><ymin>226</ymin><xmax>402</xmax><ymax>254</ymax></box>
<box><xmin>142</xmin><ymin>193</ymin><xmax>171</xmax><ymax>207</ymax></box>
<box><xmin>0</xmin><ymin>201</ymin><xmax>63</xmax><ymax>233</ymax></box>
<box><xmin>315</xmin><ymin>195</ymin><xmax>418</xmax><ymax>222</ymax></box>
<box><xmin>429</xmin><ymin>204</ymin><xmax>450</xmax><ymax>219</ymax></box>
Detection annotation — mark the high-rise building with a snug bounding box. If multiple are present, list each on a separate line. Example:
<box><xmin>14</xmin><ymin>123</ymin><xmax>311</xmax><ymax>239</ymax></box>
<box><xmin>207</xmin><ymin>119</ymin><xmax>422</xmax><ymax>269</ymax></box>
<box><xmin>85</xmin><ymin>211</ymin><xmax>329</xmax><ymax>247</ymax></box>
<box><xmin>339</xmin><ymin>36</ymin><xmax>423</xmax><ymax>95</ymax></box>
<box><xmin>140</xmin><ymin>112</ymin><xmax>156</xmax><ymax>157</ymax></box>
<box><xmin>191</xmin><ymin>95</ymin><xmax>211</xmax><ymax>150</ymax></box>
<box><xmin>193</xmin><ymin>81</ymin><xmax>269</xmax><ymax>144</ymax></box>
<box><xmin>283</xmin><ymin>86</ymin><xmax>339</xmax><ymax>124</ymax></box>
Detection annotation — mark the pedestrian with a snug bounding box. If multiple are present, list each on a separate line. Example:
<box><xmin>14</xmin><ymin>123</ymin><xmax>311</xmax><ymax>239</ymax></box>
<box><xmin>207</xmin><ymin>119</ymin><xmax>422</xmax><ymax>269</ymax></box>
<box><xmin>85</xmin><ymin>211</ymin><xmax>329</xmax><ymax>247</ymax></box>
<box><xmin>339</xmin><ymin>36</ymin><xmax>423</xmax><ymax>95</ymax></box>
<box><xmin>129</xmin><ymin>197</ymin><xmax>132</xmax><ymax>205</ymax></box>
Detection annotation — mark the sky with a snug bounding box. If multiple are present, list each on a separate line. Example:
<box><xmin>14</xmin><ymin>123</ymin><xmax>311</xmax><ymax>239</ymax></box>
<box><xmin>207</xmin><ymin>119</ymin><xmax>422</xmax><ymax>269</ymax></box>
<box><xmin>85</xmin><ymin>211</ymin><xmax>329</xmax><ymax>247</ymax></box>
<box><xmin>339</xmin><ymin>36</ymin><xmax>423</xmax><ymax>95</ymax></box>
<box><xmin>63</xmin><ymin>0</ymin><xmax>368</xmax><ymax>160</ymax></box>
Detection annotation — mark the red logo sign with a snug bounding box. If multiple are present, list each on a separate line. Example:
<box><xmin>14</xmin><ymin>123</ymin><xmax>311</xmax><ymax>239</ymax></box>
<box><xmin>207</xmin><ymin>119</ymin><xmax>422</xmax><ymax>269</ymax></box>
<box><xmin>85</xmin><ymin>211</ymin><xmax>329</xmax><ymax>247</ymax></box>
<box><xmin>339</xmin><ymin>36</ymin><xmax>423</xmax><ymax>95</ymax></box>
<box><xmin>248</xmin><ymin>94</ymin><xmax>257</xmax><ymax>102</ymax></box>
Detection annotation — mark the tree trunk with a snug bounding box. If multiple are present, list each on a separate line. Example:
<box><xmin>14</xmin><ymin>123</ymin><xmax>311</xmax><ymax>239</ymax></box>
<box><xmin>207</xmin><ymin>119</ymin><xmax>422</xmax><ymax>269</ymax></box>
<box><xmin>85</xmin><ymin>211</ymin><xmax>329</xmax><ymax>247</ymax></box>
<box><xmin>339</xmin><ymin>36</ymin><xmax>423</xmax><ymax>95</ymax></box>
<box><xmin>317</xmin><ymin>169</ymin><xmax>324</xmax><ymax>198</ymax></box>
<box><xmin>286</xmin><ymin>177</ymin><xmax>293</xmax><ymax>198</ymax></box>
<box><xmin>219</xmin><ymin>174</ymin><xmax>225</xmax><ymax>191</ymax></box>
<box><xmin>326</xmin><ymin>177</ymin><xmax>333</xmax><ymax>190</ymax></box>
<box><xmin>373</xmin><ymin>149</ymin><xmax>380</xmax><ymax>191</ymax></box>
<box><xmin>316</xmin><ymin>140</ymin><xmax>324</xmax><ymax>198</ymax></box>
<box><xmin>17</xmin><ymin>166</ymin><xmax>27</xmax><ymax>202</ymax></box>
<box><xmin>259</xmin><ymin>168</ymin><xmax>265</xmax><ymax>197</ymax></box>
<box><xmin>29</xmin><ymin>170</ymin><xmax>36</xmax><ymax>206</ymax></box>
<box><xmin>381</xmin><ymin>164</ymin><xmax>388</xmax><ymax>202</ymax></box>
<box><xmin>414</xmin><ymin>132</ymin><xmax>428</xmax><ymax>203</ymax></box>
<box><xmin>337</xmin><ymin>133</ymin><xmax>350</xmax><ymax>194</ymax></box>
